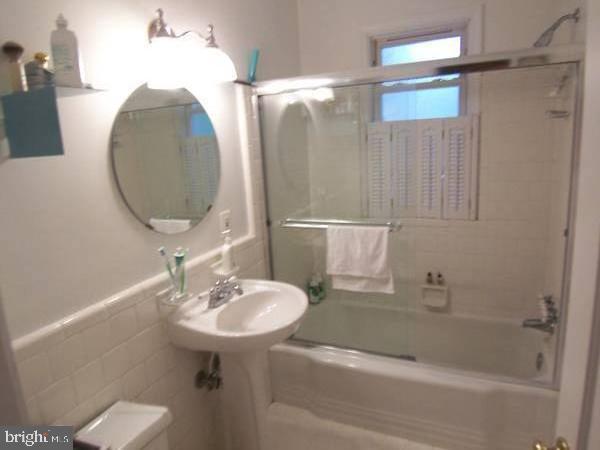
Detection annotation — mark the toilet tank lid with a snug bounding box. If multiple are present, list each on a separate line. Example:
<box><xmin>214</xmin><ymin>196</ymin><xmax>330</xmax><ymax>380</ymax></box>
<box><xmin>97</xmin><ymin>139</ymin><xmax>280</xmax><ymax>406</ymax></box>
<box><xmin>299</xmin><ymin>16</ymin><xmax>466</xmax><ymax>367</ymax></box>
<box><xmin>76</xmin><ymin>401</ymin><xmax>173</xmax><ymax>450</ymax></box>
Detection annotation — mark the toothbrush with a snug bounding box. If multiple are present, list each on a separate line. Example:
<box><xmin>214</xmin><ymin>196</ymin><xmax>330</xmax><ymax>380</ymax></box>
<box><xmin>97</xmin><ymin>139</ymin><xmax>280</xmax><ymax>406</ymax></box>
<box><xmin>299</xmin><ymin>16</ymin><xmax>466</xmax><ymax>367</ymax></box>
<box><xmin>158</xmin><ymin>247</ymin><xmax>177</xmax><ymax>288</ymax></box>
<box><xmin>173</xmin><ymin>247</ymin><xmax>187</xmax><ymax>295</ymax></box>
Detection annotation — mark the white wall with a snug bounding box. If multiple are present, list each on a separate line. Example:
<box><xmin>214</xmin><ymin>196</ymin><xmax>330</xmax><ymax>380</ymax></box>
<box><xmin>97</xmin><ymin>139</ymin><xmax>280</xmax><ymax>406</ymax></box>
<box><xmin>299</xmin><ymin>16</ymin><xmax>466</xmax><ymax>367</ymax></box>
<box><xmin>585</xmin><ymin>259</ymin><xmax>600</xmax><ymax>449</ymax></box>
<box><xmin>296</xmin><ymin>0</ymin><xmax>583</xmax><ymax>74</ymax></box>
<box><xmin>0</xmin><ymin>0</ymin><xmax>300</xmax><ymax>339</ymax></box>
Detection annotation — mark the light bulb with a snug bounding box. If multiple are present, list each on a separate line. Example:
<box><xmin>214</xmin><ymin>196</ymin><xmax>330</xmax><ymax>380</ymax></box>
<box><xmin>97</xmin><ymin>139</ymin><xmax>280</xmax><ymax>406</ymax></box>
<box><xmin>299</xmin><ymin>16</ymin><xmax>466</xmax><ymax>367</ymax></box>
<box><xmin>147</xmin><ymin>37</ymin><xmax>186</xmax><ymax>89</ymax></box>
<box><xmin>193</xmin><ymin>47</ymin><xmax>237</xmax><ymax>83</ymax></box>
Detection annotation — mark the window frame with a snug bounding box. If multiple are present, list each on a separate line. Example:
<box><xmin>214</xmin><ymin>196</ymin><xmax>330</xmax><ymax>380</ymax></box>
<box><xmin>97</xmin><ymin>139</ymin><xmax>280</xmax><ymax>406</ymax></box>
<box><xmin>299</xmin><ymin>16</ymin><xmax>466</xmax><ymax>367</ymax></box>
<box><xmin>371</xmin><ymin>25</ymin><xmax>468</xmax><ymax>121</ymax></box>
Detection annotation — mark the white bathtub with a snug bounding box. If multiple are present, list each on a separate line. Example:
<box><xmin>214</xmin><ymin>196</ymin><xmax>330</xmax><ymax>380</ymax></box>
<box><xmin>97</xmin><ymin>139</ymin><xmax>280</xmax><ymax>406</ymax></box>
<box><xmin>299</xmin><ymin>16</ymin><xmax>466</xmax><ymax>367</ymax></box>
<box><xmin>293</xmin><ymin>299</ymin><xmax>554</xmax><ymax>382</ymax></box>
<box><xmin>268</xmin><ymin>342</ymin><xmax>557</xmax><ymax>450</ymax></box>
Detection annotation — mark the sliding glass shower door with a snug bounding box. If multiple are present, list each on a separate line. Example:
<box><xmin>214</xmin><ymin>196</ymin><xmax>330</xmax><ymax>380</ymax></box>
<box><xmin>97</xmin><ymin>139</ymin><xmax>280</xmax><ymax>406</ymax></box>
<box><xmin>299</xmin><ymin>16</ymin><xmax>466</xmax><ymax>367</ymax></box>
<box><xmin>259</xmin><ymin>62</ymin><xmax>577</xmax><ymax>384</ymax></box>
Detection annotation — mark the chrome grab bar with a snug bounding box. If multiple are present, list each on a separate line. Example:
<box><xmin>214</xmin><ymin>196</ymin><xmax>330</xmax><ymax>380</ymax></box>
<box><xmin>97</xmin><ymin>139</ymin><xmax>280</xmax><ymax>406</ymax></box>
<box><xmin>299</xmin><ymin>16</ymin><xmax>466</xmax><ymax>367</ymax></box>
<box><xmin>278</xmin><ymin>218</ymin><xmax>402</xmax><ymax>232</ymax></box>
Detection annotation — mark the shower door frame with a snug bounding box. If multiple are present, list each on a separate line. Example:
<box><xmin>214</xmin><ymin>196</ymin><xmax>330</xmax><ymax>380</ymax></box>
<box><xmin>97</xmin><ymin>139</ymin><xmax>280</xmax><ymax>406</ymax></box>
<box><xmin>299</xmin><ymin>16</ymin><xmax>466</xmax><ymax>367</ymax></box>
<box><xmin>254</xmin><ymin>44</ymin><xmax>584</xmax><ymax>391</ymax></box>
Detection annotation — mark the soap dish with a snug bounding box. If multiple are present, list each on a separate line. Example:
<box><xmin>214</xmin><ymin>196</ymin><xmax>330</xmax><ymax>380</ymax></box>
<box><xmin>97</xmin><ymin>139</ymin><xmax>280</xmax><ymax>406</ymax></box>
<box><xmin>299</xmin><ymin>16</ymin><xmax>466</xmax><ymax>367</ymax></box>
<box><xmin>421</xmin><ymin>284</ymin><xmax>449</xmax><ymax>309</ymax></box>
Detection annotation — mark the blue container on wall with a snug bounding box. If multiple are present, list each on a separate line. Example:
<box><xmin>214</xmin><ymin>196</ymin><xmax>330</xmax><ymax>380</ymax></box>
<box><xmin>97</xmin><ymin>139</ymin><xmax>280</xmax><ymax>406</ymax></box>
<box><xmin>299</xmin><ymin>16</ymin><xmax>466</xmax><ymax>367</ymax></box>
<box><xmin>1</xmin><ymin>86</ymin><xmax>64</xmax><ymax>158</ymax></box>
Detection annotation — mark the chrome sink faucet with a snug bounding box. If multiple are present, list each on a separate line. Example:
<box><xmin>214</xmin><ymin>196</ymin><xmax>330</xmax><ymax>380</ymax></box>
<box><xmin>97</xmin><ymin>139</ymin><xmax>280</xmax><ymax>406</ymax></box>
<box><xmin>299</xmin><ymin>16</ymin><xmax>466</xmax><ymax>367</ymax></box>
<box><xmin>208</xmin><ymin>277</ymin><xmax>244</xmax><ymax>309</ymax></box>
<box><xmin>522</xmin><ymin>295</ymin><xmax>559</xmax><ymax>334</ymax></box>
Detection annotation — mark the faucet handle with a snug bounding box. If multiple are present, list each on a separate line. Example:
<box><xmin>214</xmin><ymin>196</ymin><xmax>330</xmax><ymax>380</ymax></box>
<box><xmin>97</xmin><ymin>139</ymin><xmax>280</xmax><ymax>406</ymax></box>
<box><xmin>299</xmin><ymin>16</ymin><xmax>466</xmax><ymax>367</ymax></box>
<box><xmin>232</xmin><ymin>283</ymin><xmax>243</xmax><ymax>295</ymax></box>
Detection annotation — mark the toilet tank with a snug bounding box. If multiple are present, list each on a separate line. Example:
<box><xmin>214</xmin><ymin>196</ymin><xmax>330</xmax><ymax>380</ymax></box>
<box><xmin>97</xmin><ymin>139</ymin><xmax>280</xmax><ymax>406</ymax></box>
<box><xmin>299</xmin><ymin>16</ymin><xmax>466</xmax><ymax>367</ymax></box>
<box><xmin>75</xmin><ymin>401</ymin><xmax>173</xmax><ymax>450</ymax></box>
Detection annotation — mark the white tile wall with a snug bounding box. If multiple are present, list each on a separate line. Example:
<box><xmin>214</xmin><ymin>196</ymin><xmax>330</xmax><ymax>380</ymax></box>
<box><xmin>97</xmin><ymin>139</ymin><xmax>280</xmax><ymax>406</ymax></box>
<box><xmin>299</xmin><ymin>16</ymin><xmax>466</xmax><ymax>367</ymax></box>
<box><xmin>12</xmin><ymin>86</ymin><xmax>269</xmax><ymax>450</ymax></box>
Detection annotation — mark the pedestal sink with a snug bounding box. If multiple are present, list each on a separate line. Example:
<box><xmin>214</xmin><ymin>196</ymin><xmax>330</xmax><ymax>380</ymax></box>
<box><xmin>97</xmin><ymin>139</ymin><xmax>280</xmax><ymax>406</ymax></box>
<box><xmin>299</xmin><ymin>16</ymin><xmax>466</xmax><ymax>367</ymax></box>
<box><xmin>166</xmin><ymin>279</ymin><xmax>308</xmax><ymax>450</ymax></box>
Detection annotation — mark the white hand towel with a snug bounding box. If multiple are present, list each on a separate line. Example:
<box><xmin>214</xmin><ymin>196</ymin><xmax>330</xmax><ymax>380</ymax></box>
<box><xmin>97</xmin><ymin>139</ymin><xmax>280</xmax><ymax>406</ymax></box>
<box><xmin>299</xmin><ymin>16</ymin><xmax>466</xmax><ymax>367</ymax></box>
<box><xmin>326</xmin><ymin>226</ymin><xmax>394</xmax><ymax>294</ymax></box>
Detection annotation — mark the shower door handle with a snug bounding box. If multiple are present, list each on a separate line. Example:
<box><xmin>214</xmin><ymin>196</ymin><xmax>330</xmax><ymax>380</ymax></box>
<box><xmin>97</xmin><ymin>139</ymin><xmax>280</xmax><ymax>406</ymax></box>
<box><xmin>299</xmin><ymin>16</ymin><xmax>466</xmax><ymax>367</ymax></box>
<box><xmin>532</xmin><ymin>437</ymin><xmax>570</xmax><ymax>450</ymax></box>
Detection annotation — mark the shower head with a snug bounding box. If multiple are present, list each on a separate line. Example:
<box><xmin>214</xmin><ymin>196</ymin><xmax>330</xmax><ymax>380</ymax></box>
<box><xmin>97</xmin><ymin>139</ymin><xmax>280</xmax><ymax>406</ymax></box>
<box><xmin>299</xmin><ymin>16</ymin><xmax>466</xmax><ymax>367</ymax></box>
<box><xmin>534</xmin><ymin>8</ymin><xmax>581</xmax><ymax>47</ymax></box>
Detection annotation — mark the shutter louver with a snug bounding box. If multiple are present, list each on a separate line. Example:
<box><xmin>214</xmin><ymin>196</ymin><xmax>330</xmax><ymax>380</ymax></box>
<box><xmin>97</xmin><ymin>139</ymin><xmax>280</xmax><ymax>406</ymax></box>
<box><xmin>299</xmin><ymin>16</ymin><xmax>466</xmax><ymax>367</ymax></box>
<box><xmin>417</xmin><ymin>120</ymin><xmax>443</xmax><ymax>219</ymax></box>
<box><xmin>443</xmin><ymin>116</ymin><xmax>475</xmax><ymax>220</ymax></box>
<box><xmin>390</xmin><ymin>121</ymin><xmax>418</xmax><ymax>218</ymax></box>
<box><xmin>367</xmin><ymin>123</ymin><xmax>392</xmax><ymax>218</ymax></box>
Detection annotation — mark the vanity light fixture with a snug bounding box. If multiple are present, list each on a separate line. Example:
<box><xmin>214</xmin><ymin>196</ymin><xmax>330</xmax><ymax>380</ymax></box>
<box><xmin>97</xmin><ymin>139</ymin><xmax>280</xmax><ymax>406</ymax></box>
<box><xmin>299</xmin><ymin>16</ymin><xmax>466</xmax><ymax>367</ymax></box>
<box><xmin>146</xmin><ymin>8</ymin><xmax>237</xmax><ymax>89</ymax></box>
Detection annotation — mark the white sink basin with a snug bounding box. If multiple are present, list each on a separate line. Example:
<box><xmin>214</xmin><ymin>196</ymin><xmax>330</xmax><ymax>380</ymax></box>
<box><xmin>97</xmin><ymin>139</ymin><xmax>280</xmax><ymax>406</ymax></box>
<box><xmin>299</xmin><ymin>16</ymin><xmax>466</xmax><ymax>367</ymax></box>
<box><xmin>167</xmin><ymin>279</ymin><xmax>308</xmax><ymax>352</ymax></box>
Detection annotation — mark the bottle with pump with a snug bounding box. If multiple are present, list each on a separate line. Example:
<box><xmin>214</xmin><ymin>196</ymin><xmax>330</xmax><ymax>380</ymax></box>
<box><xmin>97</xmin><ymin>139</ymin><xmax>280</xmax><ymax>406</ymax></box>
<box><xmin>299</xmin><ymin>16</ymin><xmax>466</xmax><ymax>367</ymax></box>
<box><xmin>51</xmin><ymin>14</ymin><xmax>84</xmax><ymax>88</ymax></box>
<box><xmin>220</xmin><ymin>233</ymin><xmax>234</xmax><ymax>274</ymax></box>
<box><xmin>212</xmin><ymin>230</ymin><xmax>239</xmax><ymax>279</ymax></box>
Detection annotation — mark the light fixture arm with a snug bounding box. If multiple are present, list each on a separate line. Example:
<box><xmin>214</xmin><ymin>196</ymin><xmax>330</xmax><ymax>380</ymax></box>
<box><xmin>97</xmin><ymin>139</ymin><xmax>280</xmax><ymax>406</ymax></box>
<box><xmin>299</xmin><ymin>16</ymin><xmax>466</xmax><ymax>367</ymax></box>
<box><xmin>147</xmin><ymin>9</ymin><xmax>220</xmax><ymax>48</ymax></box>
<box><xmin>177</xmin><ymin>25</ymin><xmax>219</xmax><ymax>48</ymax></box>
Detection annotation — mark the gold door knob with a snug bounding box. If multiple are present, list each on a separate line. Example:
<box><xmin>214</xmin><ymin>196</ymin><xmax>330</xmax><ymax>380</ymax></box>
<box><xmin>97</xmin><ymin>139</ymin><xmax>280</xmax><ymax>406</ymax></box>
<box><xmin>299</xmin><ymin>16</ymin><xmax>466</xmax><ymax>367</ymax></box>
<box><xmin>533</xmin><ymin>437</ymin><xmax>570</xmax><ymax>450</ymax></box>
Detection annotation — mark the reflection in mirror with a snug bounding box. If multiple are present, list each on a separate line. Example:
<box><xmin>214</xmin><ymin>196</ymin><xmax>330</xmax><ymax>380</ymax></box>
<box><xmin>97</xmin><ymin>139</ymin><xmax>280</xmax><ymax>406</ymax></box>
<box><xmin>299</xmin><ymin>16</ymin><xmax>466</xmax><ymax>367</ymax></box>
<box><xmin>111</xmin><ymin>85</ymin><xmax>220</xmax><ymax>234</ymax></box>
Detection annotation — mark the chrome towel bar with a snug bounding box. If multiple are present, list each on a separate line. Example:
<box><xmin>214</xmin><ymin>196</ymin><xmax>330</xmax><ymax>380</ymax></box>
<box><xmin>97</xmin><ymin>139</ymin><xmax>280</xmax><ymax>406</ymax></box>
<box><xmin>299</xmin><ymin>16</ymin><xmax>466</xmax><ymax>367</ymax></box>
<box><xmin>278</xmin><ymin>218</ymin><xmax>402</xmax><ymax>232</ymax></box>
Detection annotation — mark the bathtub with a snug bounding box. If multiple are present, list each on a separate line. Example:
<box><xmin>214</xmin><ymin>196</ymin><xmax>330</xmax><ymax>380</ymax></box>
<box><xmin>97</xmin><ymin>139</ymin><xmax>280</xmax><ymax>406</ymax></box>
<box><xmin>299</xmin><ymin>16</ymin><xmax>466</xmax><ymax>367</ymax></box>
<box><xmin>292</xmin><ymin>299</ymin><xmax>554</xmax><ymax>382</ymax></box>
<box><xmin>268</xmin><ymin>342</ymin><xmax>557</xmax><ymax>450</ymax></box>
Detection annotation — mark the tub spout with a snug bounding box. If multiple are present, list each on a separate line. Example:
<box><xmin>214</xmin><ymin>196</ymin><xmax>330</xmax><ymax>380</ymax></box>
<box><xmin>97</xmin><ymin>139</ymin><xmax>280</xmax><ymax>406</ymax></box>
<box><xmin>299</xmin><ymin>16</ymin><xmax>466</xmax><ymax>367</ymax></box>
<box><xmin>522</xmin><ymin>295</ymin><xmax>559</xmax><ymax>335</ymax></box>
<box><xmin>522</xmin><ymin>318</ymin><xmax>556</xmax><ymax>334</ymax></box>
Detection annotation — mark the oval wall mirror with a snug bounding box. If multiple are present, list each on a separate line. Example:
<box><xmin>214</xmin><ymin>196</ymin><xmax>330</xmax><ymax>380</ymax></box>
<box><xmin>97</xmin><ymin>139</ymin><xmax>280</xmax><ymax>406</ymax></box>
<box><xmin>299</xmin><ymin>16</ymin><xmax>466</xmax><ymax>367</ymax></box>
<box><xmin>111</xmin><ymin>85</ymin><xmax>220</xmax><ymax>234</ymax></box>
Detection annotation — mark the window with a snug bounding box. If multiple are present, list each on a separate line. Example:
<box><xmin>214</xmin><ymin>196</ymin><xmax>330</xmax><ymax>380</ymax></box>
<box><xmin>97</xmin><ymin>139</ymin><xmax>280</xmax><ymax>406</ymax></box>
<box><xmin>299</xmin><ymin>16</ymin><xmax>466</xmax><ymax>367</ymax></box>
<box><xmin>372</xmin><ymin>27</ymin><xmax>466</xmax><ymax>121</ymax></box>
